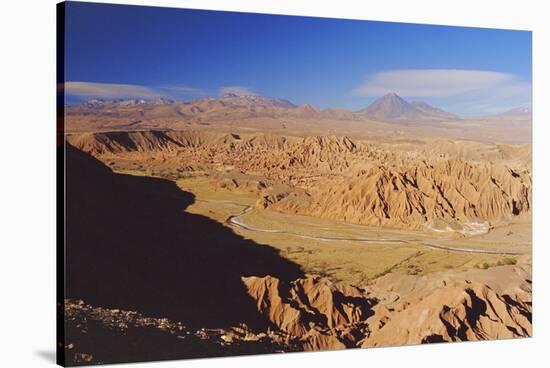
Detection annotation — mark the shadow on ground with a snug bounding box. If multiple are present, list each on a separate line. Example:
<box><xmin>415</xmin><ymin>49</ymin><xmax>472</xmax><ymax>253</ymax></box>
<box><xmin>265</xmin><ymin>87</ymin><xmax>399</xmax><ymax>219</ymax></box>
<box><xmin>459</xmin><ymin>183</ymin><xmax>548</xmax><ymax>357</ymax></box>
<box><xmin>35</xmin><ymin>350</ymin><xmax>56</xmax><ymax>363</ymax></box>
<box><xmin>64</xmin><ymin>143</ymin><xmax>303</xmax><ymax>330</ymax></box>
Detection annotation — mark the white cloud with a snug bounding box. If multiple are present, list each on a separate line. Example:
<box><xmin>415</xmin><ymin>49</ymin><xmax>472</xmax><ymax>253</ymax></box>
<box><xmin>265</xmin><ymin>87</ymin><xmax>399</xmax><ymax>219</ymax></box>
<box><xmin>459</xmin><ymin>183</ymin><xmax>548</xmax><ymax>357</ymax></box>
<box><xmin>65</xmin><ymin>81</ymin><xmax>162</xmax><ymax>99</ymax></box>
<box><xmin>353</xmin><ymin>69</ymin><xmax>531</xmax><ymax>115</ymax></box>
<box><xmin>219</xmin><ymin>86</ymin><xmax>256</xmax><ymax>97</ymax></box>
<box><xmin>354</xmin><ymin>69</ymin><xmax>526</xmax><ymax>97</ymax></box>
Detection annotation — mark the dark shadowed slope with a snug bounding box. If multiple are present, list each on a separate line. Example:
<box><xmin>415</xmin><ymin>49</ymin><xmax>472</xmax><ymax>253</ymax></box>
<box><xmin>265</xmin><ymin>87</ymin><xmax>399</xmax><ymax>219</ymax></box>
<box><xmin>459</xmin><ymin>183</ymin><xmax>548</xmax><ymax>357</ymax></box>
<box><xmin>64</xmin><ymin>143</ymin><xmax>303</xmax><ymax>329</ymax></box>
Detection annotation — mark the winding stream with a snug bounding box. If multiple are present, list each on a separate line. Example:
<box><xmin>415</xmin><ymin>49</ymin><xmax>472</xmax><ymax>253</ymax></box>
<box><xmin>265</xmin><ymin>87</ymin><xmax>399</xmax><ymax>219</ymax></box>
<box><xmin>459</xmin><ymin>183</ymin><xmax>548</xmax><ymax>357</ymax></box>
<box><xmin>198</xmin><ymin>199</ymin><xmax>524</xmax><ymax>256</ymax></box>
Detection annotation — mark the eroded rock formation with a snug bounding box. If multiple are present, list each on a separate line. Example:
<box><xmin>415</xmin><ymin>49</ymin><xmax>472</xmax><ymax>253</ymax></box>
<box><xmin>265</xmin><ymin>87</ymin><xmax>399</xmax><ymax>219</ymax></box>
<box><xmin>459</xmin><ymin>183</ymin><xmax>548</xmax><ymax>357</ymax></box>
<box><xmin>67</xmin><ymin>130</ymin><xmax>531</xmax><ymax>234</ymax></box>
<box><xmin>240</xmin><ymin>258</ymin><xmax>532</xmax><ymax>350</ymax></box>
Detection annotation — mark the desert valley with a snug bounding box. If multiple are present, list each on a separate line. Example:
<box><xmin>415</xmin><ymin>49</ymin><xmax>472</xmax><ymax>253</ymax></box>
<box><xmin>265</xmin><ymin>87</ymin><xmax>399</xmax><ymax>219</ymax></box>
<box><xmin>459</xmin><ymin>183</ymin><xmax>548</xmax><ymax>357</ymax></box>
<box><xmin>61</xmin><ymin>92</ymin><xmax>532</xmax><ymax>365</ymax></box>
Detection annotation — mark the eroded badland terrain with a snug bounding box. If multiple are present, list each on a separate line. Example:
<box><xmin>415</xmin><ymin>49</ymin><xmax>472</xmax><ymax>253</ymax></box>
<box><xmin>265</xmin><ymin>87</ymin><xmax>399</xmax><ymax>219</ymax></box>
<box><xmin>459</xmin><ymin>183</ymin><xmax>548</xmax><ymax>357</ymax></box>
<box><xmin>62</xmin><ymin>93</ymin><xmax>532</xmax><ymax>365</ymax></box>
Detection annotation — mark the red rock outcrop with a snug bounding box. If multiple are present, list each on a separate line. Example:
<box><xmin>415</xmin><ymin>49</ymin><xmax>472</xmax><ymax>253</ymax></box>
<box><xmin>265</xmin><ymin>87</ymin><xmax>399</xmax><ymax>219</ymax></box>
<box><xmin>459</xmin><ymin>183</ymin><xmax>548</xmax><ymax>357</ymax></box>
<box><xmin>241</xmin><ymin>276</ymin><xmax>376</xmax><ymax>350</ymax></box>
<box><xmin>240</xmin><ymin>261</ymin><xmax>531</xmax><ymax>351</ymax></box>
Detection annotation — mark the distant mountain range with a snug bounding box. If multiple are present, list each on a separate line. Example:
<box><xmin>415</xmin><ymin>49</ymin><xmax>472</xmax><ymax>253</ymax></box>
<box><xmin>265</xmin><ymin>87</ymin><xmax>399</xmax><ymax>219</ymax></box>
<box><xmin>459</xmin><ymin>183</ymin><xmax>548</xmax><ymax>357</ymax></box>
<box><xmin>217</xmin><ymin>93</ymin><xmax>296</xmax><ymax>109</ymax></box>
<box><xmin>77</xmin><ymin>94</ymin><xmax>296</xmax><ymax>110</ymax></box>
<box><xmin>497</xmin><ymin>106</ymin><xmax>532</xmax><ymax>117</ymax></box>
<box><xmin>67</xmin><ymin>92</ymin><xmax>530</xmax><ymax>128</ymax></box>
<box><xmin>67</xmin><ymin>93</ymin><xmax>359</xmax><ymax>123</ymax></box>
<box><xmin>83</xmin><ymin>97</ymin><xmax>176</xmax><ymax>108</ymax></box>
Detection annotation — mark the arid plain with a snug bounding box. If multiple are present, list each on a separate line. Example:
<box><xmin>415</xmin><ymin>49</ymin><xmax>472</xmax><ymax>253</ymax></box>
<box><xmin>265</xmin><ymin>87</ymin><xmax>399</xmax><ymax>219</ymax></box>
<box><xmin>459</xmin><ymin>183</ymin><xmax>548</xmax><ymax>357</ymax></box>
<box><xmin>63</xmin><ymin>93</ymin><xmax>531</xmax><ymax>364</ymax></box>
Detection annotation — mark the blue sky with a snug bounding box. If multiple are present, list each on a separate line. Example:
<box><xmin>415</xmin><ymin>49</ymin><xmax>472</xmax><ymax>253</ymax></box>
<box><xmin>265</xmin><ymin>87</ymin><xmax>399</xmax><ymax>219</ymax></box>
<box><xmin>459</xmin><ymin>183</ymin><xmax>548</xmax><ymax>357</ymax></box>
<box><xmin>64</xmin><ymin>2</ymin><xmax>532</xmax><ymax>116</ymax></box>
